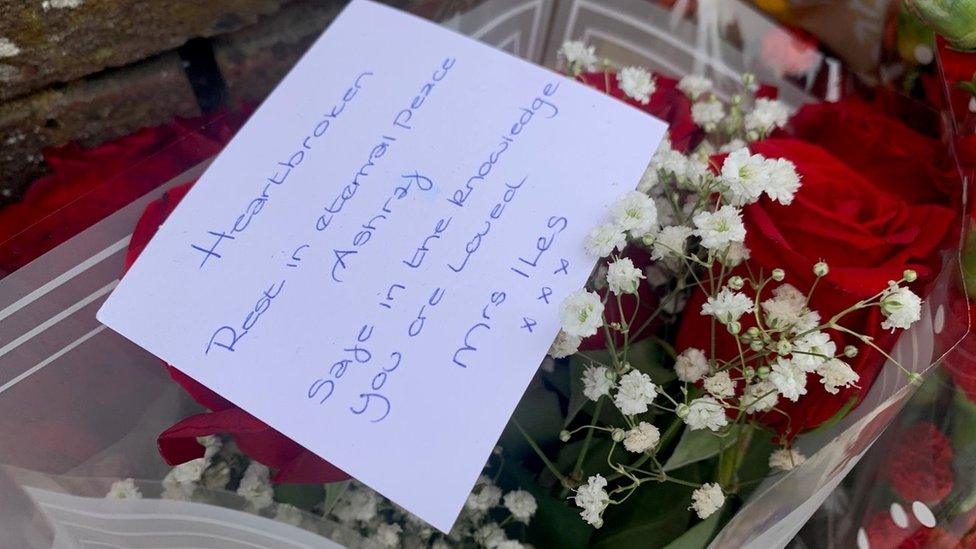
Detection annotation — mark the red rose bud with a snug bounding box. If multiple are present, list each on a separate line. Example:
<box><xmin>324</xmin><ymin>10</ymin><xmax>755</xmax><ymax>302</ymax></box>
<box><xmin>884</xmin><ymin>422</ymin><xmax>955</xmax><ymax>504</ymax></box>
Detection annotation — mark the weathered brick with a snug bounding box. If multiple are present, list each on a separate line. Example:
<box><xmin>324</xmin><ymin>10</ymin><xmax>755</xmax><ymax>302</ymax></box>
<box><xmin>0</xmin><ymin>52</ymin><xmax>199</xmax><ymax>202</ymax></box>
<box><xmin>212</xmin><ymin>0</ymin><xmax>345</xmax><ymax>105</ymax></box>
<box><xmin>212</xmin><ymin>0</ymin><xmax>449</xmax><ymax>106</ymax></box>
<box><xmin>0</xmin><ymin>0</ymin><xmax>288</xmax><ymax>101</ymax></box>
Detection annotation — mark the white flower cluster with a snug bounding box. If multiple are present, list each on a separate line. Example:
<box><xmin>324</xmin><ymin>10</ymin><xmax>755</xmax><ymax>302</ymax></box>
<box><xmin>617</xmin><ymin>66</ymin><xmax>656</xmax><ymax>104</ymax></box>
<box><xmin>721</xmin><ymin>148</ymin><xmax>801</xmax><ymax>206</ymax></box>
<box><xmin>554</xmin><ymin>42</ymin><xmax>927</xmax><ymax>533</ymax></box>
<box><xmin>106</xmin><ymin>478</ymin><xmax>142</xmax><ymax>500</ymax></box>
<box><xmin>559</xmin><ymin>40</ymin><xmax>599</xmax><ymax>74</ymax></box>
<box><xmin>677</xmin><ymin>73</ymin><xmax>792</xmax><ymax>141</ymax></box>
<box><xmin>768</xmin><ymin>447</ymin><xmax>806</xmax><ymax>472</ymax></box>
<box><xmin>574</xmin><ymin>474</ymin><xmax>610</xmax><ymax>527</ymax></box>
<box><xmin>880</xmin><ymin>282</ymin><xmax>923</xmax><ymax>331</ymax></box>
<box><xmin>585</xmin><ymin>191</ymin><xmax>659</xmax><ymax>258</ymax></box>
<box><xmin>146</xmin><ymin>436</ymin><xmax>538</xmax><ymax>547</ymax></box>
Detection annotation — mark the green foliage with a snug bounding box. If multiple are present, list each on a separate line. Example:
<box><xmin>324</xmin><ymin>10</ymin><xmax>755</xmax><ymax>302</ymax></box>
<box><xmin>274</xmin><ymin>482</ymin><xmax>326</xmax><ymax>512</ymax></box>
<box><xmin>499</xmin><ymin>373</ymin><xmax>565</xmax><ymax>463</ymax></box>
<box><xmin>662</xmin><ymin>510</ymin><xmax>723</xmax><ymax>549</ymax></box>
<box><xmin>321</xmin><ymin>480</ymin><xmax>350</xmax><ymax>516</ymax></box>
<box><xmin>590</xmin><ymin>465</ymin><xmax>701</xmax><ymax>548</ymax></box>
<box><xmin>663</xmin><ymin>424</ymin><xmax>742</xmax><ymax>472</ymax></box>
<box><xmin>501</xmin><ymin>461</ymin><xmax>593</xmax><ymax>549</ymax></box>
<box><xmin>945</xmin><ymin>388</ymin><xmax>976</xmax><ymax>513</ymax></box>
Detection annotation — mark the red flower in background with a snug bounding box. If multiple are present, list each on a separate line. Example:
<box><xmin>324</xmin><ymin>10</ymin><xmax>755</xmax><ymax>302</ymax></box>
<box><xmin>123</xmin><ymin>182</ymin><xmax>349</xmax><ymax>484</ymax></box>
<box><xmin>864</xmin><ymin>511</ymin><xmax>958</xmax><ymax>548</ymax></box>
<box><xmin>884</xmin><ymin>422</ymin><xmax>955</xmax><ymax>504</ymax></box>
<box><xmin>0</xmin><ymin>107</ymin><xmax>253</xmax><ymax>275</ymax></box>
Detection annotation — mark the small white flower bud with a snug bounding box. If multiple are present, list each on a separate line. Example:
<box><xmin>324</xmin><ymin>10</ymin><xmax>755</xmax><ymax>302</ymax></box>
<box><xmin>728</xmin><ymin>276</ymin><xmax>744</xmax><ymax>290</ymax></box>
<box><xmin>844</xmin><ymin>345</ymin><xmax>858</xmax><ymax>358</ymax></box>
<box><xmin>746</xmin><ymin>326</ymin><xmax>761</xmax><ymax>338</ymax></box>
<box><xmin>676</xmin><ymin>403</ymin><xmax>690</xmax><ymax>418</ymax></box>
<box><xmin>771</xmin><ymin>269</ymin><xmax>785</xmax><ymax>282</ymax></box>
<box><xmin>757</xmin><ymin>365</ymin><xmax>770</xmax><ymax>379</ymax></box>
<box><xmin>743</xmin><ymin>366</ymin><xmax>755</xmax><ymax>380</ymax></box>
<box><xmin>750</xmin><ymin>340</ymin><xmax>764</xmax><ymax>352</ymax></box>
<box><xmin>813</xmin><ymin>261</ymin><xmax>829</xmax><ymax>277</ymax></box>
<box><xmin>559</xmin><ymin>430</ymin><xmax>571</xmax><ymax>442</ymax></box>
<box><xmin>776</xmin><ymin>340</ymin><xmax>792</xmax><ymax>355</ymax></box>
<box><xmin>611</xmin><ymin>429</ymin><xmax>625</xmax><ymax>443</ymax></box>
<box><xmin>605</xmin><ymin>369</ymin><xmax>618</xmax><ymax>382</ymax></box>
<box><xmin>903</xmin><ymin>269</ymin><xmax>918</xmax><ymax>283</ymax></box>
<box><xmin>727</xmin><ymin>321</ymin><xmax>742</xmax><ymax>335</ymax></box>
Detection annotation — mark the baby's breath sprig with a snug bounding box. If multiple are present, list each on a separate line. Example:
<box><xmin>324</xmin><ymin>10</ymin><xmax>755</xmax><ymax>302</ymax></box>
<box><xmin>548</xmin><ymin>39</ymin><xmax>926</xmax><ymax>529</ymax></box>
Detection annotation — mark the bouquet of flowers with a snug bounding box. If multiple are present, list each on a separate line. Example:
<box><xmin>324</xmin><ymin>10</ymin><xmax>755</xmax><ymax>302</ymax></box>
<box><xmin>113</xmin><ymin>33</ymin><xmax>962</xmax><ymax>547</ymax></box>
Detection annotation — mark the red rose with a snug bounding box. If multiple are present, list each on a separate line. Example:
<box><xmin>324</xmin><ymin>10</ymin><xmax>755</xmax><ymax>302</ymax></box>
<box><xmin>884</xmin><ymin>422</ymin><xmax>955</xmax><ymax>504</ymax></box>
<box><xmin>787</xmin><ymin>97</ymin><xmax>958</xmax><ymax>206</ymax></box>
<box><xmin>677</xmin><ymin>138</ymin><xmax>956</xmax><ymax>435</ymax></box>
<box><xmin>124</xmin><ymin>182</ymin><xmax>348</xmax><ymax>484</ymax></box>
<box><xmin>578</xmin><ymin>71</ymin><xmax>702</xmax><ymax>152</ymax></box>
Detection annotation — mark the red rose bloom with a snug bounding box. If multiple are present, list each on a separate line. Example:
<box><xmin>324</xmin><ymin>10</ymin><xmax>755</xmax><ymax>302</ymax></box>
<box><xmin>884</xmin><ymin>422</ymin><xmax>955</xmax><ymax>504</ymax></box>
<box><xmin>124</xmin><ymin>182</ymin><xmax>348</xmax><ymax>484</ymax></box>
<box><xmin>677</xmin><ymin>138</ymin><xmax>956</xmax><ymax>435</ymax></box>
<box><xmin>787</xmin><ymin>97</ymin><xmax>958</xmax><ymax>206</ymax></box>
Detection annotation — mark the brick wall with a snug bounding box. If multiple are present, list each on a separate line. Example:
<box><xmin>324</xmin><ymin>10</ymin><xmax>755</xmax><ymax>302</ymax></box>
<box><xmin>0</xmin><ymin>0</ymin><xmax>486</xmax><ymax>206</ymax></box>
<box><xmin>0</xmin><ymin>0</ymin><xmax>487</xmax><ymax>208</ymax></box>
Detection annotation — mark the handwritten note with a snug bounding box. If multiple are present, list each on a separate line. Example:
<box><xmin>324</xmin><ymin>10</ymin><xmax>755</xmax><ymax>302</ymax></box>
<box><xmin>97</xmin><ymin>0</ymin><xmax>666</xmax><ymax>531</ymax></box>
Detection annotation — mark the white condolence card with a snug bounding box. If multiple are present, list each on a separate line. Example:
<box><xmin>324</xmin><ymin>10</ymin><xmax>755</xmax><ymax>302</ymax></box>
<box><xmin>98</xmin><ymin>0</ymin><xmax>666</xmax><ymax>531</ymax></box>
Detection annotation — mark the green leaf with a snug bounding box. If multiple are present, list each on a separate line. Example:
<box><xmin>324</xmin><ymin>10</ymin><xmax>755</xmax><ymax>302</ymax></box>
<box><xmin>500</xmin><ymin>373</ymin><xmax>565</xmax><ymax>462</ymax></box>
<box><xmin>273</xmin><ymin>483</ymin><xmax>325</xmax><ymax>511</ymax></box>
<box><xmin>663</xmin><ymin>425</ymin><xmax>742</xmax><ymax>472</ymax></box>
<box><xmin>591</xmin><ymin>465</ymin><xmax>700</xmax><ymax>548</ymax></box>
<box><xmin>662</xmin><ymin>511</ymin><xmax>723</xmax><ymax>549</ymax></box>
<box><xmin>565</xmin><ymin>357</ymin><xmax>590</xmax><ymax>428</ymax></box>
<box><xmin>557</xmin><ymin>438</ymin><xmax>615</xmax><ymax>477</ymax></box>
<box><xmin>731</xmin><ymin>427</ymin><xmax>774</xmax><ymax>502</ymax></box>
<box><xmin>951</xmin><ymin>387</ymin><xmax>976</xmax><ymax>449</ymax></box>
<box><xmin>501</xmin><ymin>461</ymin><xmax>592</xmax><ymax>549</ymax></box>
<box><xmin>945</xmin><ymin>388</ymin><xmax>976</xmax><ymax>513</ymax></box>
<box><xmin>627</xmin><ymin>338</ymin><xmax>675</xmax><ymax>385</ymax></box>
<box><xmin>321</xmin><ymin>480</ymin><xmax>350</xmax><ymax>516</ymax></box>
